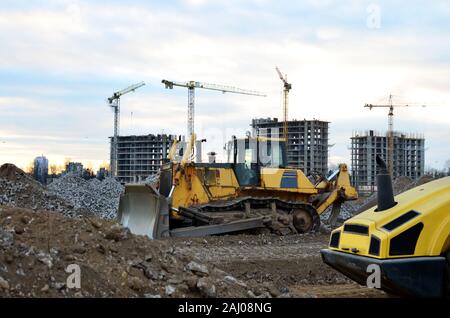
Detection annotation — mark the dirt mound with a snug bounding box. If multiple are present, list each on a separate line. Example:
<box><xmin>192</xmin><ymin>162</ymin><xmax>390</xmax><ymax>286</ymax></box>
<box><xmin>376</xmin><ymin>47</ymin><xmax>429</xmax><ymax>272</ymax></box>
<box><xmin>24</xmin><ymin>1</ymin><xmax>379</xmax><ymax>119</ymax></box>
<box><xmin>414</xmin><ymin>175</ymin><xmax>435</xmax><ymax>186</ymax></box>
<box><xmin>0</xmin><ymin>206</ymin><xmax>278</xmax><ymax>298</ymax></box>
<box><xmin>0</xmin><ymin>164</ymin><xmax>38</xmax><ymax>184</ymax></box>
<box><xmin>392</xmin><ymin>176</ymin><xmax>413</xmax><ymax>193</ymax></box>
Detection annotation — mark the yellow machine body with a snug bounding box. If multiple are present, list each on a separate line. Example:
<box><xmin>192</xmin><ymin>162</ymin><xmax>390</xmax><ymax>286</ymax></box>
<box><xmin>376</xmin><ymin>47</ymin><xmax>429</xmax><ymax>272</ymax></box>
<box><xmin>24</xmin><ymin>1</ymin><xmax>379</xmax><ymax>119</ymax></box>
<box><xmin>330</xmin><ymin>177</ymin><xmax>450</xmax><ymax>258</ymax></box>
<box><xmin>321</xmin><ymin>176</ymin><xmax>450</xmax><ymax>297</ymax></box>
<box><xmin>170</xmin><ymin>163</ymin><xmax>356</xmax><ymax>216</ymax></box>
<box><xmin>119</xmin><ymin>134</ymin><xmax>358</xmax><ymax>238</ymax></box>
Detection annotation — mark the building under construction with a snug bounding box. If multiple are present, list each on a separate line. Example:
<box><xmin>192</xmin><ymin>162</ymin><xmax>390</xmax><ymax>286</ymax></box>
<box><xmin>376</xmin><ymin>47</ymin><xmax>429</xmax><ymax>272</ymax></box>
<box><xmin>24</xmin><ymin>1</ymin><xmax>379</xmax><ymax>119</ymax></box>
<box><xmin>251</xmin><ymin>118</ymin><xmax>329</xmax><ymax>176</ymax></box>
<box><xmin>110</xmin><ymin>134</ymin><xmax>176</xmax><ymax>183</ymax></box>
<box><xmin>351</xmin><ymin>130</ymin><xmax>425</xmax><ymax>191</ymax></box>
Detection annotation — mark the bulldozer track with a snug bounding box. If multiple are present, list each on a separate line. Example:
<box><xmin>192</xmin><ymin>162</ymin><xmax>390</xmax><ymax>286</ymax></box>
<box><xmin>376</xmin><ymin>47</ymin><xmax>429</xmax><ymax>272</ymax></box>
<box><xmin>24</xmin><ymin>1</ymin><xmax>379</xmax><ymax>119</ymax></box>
<box><xmin>198</xmin><ymin>196</ymin><xmax>314</xmax><ymax>213</ymax></box>
<box><xmin>191</xmin><ymin>196</ymin><xmax>321</xmax><ymax>234</ymax></box>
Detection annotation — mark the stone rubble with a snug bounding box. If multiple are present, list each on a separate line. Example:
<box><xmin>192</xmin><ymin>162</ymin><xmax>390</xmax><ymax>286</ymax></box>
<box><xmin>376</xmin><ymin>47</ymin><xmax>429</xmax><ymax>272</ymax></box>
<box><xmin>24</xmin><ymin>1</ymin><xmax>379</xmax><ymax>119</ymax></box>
<box><xmin>320</xmin><ymin>202</ymin><xmax>356</xmax><ymax>224</ymax></box>
<box><xmin>0</xmin><ymin>164</ymin><xmax>81</xmax><ymax>217</ymax></box>
<box><xmin>47</xmin><ymin>173</ymin><xmax>124</xmax><ymax>219</ymax></box>
<box><xmin>0</xmin><ymin>164</ymin><xmax>124</xmax><ymax>219</ymax></box>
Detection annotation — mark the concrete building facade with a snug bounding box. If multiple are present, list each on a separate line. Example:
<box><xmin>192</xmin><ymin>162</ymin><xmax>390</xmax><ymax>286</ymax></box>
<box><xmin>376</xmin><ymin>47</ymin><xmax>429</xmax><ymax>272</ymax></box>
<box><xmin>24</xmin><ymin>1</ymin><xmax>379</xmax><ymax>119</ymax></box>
<box><xmin>65</xmin><ymin>162</ymin><xmax>83</xmax><ymax>176</ymax></box>
<box><xmin>251</xmin><ymin>118</ymin><xmax>329</xmax><ymax>176</ymax></box>
<box><xmin>111</xmin><ymin>134</ymin><xmax>176</xmax><ymax>183</ymax></box>
<box><xmin>33</xmin><ymin>156</ymin><xmax>48</xmax><ymax>184</ymax></box>
<box><xmin>351</xmin><ymin>130</ymin><xmax>425</xmax><ymax>191</ymax></box>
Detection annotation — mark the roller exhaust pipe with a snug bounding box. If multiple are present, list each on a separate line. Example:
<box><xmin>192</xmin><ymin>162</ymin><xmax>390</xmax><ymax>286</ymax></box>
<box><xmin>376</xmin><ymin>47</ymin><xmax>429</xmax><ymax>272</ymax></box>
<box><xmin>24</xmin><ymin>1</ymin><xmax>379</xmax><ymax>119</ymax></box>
<box><xmin>375</xmin><ymin>155</ymin><xmax>396</xmax><ymax>212</ymax></box>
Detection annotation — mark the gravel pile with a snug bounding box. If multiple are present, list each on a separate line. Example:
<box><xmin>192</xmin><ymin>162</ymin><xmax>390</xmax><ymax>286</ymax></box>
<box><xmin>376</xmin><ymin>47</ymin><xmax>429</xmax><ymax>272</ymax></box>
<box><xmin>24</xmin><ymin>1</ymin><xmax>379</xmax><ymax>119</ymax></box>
<box><xmin>320</xmin><ymin>202</ymin><xmax>355</xmax><ymax>224</ymax></box>
<box><xmin>145</xmin><ymin>173</ymin><xmax>160</xmax><ymax>187</ymax></box>
<box><xmin>0</xmin><ymin>164</ymin><xmax>81</xmax><ymax>217</ymax></box>
<box><xmin>48</xmin><ymin>173</ymin><xmax>124</xmax><ymax>219</ymax></box>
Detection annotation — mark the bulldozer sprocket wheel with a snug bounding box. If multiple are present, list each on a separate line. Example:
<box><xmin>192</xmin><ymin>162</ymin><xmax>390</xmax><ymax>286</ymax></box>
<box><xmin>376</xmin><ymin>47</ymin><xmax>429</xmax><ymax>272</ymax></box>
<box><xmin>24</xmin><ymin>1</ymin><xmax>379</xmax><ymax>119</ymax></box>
<box><xmin>292</xmin><ymin>209</ymin><xmax>313</xmax><ymax>233</ymax></box>
<box><xmin>291</xmin><ymin>205</ymin><xmax>320</xmax><ymax>233</ymax></box>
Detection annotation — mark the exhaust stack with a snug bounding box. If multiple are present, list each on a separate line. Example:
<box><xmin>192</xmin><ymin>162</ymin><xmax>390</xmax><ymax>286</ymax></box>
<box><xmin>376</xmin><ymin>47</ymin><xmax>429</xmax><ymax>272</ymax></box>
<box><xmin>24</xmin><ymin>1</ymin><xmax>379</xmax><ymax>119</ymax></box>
<box><xmin>375</xmin><ymin>155</ymin><xmax>396</xmax><ymax>212</ymax></box>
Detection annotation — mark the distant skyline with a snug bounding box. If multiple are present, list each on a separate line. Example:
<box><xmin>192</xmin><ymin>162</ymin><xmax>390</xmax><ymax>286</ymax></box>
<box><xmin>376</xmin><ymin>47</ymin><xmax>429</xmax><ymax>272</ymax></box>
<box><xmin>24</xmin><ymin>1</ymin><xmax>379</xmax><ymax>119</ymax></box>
<box><xmin>1</xmin><ymin>0</ymin><xmax>449</xmax><ymax>171</ymax></box>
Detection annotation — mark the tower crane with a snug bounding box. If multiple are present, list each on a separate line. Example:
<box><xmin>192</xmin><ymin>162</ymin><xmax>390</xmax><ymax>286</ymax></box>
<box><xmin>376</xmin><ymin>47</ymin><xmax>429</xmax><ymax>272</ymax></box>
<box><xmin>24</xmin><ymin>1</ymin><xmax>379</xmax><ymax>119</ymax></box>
<box><xmin>161</xmin><ymin>79</ymin><xmax>266</xmax><ymax>138</ymax></box>
<box><xmin>275</xmin><ymin>66</ymin><xmax>292</xmax><ymax>143</ymax></box>
<box><xmin>108</xmin><ymin>81</ymin><xmax>145</xmax><ymax>177</ymax></box>
<box><xmin>365</xmin><ymin>94</ymin><xmax>426</xmax><ymax>177</ymax></box>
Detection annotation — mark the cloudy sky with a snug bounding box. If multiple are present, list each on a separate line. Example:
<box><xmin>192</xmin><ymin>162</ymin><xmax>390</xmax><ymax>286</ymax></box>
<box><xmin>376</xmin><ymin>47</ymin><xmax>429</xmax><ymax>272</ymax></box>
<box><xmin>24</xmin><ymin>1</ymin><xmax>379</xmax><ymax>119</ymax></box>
<box><xmin>1</xmin><ymin>0</ymin><xmax>449</xmax><ymax>171</ymax></box>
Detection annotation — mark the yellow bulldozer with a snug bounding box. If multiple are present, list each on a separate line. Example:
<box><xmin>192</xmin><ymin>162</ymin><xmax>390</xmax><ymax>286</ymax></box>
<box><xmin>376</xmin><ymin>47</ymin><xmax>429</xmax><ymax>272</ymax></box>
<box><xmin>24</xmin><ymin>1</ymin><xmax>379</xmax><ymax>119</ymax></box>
<box><xmin>321</xmin><ymin>156</ymin><xmax>450</xmax><ymax>297</ymax></box>
<box><xmin>118</xmin><ymin>134</ymin><xmax>358</xmax><ymax>238</ymax></box>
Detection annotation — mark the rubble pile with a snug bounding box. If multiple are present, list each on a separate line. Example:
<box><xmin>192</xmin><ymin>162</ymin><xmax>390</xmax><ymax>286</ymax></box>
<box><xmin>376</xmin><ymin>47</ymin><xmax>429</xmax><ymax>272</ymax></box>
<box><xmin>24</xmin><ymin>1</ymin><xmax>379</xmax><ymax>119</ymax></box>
<box><xmin>320</xmin><ymin>202</ymin><xmax>356</xmax><ymax>224</ymax></box>
<box><xmin>0</xmin><ymin>164</ymin><xmax>82</xmax><ymax>217</ymax></box>
<box><xmin>0</xmin><ymin>206</ymin><xmax>278</xmax><ymax>298</ymax></box>
<box><xmin>145</xmin><ymin>172</ymin><xmax>160</xmax><ymax>187</ymax></box>
<box><xmin>48</xmin><ymin>174</ymin><xmax>124</xmax><ymax>219</ymax></box>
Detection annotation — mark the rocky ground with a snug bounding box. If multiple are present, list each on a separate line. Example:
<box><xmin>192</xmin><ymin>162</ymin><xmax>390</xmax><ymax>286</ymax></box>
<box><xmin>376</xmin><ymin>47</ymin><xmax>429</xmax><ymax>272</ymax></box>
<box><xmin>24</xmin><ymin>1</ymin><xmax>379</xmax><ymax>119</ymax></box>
<box><xmin>0</xmin><ymin>206</ymin><xmax>267</xmax><ymax>298</ymax></box>
<box><xmin>0</xmin><ymin>206</ymin><xmax>385</xmax><ymax>298</ymax></box>
<box><xmin>170</xmin><ymin>235</ymin><xmax>385</xmax><ymax>298</ymax></box>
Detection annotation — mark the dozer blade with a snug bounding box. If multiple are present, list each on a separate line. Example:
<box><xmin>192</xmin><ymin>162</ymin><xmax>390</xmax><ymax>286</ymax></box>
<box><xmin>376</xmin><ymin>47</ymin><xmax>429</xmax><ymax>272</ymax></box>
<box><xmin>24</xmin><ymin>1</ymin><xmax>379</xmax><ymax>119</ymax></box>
<box><xmin>118</xmin><ymin>184</ymin><xmax>170</xmax><ymax>239</ymax></box>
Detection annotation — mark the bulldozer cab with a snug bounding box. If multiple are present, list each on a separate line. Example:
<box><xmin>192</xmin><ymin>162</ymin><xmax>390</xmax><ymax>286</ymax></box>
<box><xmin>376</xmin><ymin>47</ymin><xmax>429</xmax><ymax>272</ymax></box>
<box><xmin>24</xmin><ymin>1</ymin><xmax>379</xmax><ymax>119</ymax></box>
<box><xmin>226</xmin><ymin>136</ymin><xmax>287</xmax><ymax>186</ymax></box>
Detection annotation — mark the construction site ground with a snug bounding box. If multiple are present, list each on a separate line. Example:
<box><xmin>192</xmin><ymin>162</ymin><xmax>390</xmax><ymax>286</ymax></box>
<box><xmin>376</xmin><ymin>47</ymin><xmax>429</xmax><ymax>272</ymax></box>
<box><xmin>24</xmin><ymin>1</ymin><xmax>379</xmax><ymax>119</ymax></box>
<box><xmin>0</xmin><ymin>205</ymin><xmax>385</xmax><ymax>298</ymax></box>
<box><xmin>3</xmin><ymin>163</ymin><xmax>433</xmax><ymax>298</ymax></box>
<box><xmin>170</xmin><ymin>234</ymin><xmax>386</xmax><ymax>298</ymax></box>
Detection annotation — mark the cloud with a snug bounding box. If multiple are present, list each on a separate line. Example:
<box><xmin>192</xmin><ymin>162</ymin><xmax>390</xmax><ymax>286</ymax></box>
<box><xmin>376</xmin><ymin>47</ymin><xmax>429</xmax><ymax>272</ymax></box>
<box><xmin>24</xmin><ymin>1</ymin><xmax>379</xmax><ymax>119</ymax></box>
<box><xmin>0</xmin><ymin>0</ymin><xmax>449</xmax><ymax>170</ymax></box>
<box><xmin>182</xmin><ymin>0</ymin><xmax>209</xmax><ymax>7</ymax></box>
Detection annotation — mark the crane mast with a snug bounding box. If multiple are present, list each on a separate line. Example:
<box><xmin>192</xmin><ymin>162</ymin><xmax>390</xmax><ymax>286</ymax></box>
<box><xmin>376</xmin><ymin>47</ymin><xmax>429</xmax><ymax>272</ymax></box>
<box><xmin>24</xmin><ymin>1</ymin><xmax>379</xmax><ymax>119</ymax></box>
<box><xmin>365</xmin><ymin>94</ymin><xmax>425</xmax><ymax>177</ymax></box>
<box><xmin>108</xmin><ymin>81</ymin><xmax>145</xmax><ymax>177</ymax></box>
<box><xmin>162</xmin><ymin>79</ymin><xmax>266</xmax><ymax>138</ymax></box>
<box><xmin>275</xmin><ymin>67</ymin><xmax>292</xmax><ymax>144</ymax></box>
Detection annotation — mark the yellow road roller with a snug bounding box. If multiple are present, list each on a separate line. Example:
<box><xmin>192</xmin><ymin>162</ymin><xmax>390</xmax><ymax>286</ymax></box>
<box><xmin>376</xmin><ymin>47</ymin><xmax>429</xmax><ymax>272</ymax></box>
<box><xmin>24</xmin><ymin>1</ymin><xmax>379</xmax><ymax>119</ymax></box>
<box><xmin>321</xmin><ymin>156</ymin><xmax>450</xmax><ymax>297</ymax></box>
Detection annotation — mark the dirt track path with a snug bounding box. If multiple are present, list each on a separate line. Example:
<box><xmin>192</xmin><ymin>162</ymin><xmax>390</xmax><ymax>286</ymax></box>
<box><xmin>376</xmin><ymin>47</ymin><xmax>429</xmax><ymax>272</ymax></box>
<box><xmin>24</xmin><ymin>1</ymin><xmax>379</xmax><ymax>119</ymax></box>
<box><xmin>171</xmin><ymin>233</ymin><xmax>387</xmax><ymax>298</ymax></box>
<box><xmin>291</xmin><ymin>284</ymin><xmax>387</xmax><ymax>297</ymax></box>
<box><xmin>174</xmin><ymin>240</ymin><xmax>325</xmax><ymax>262</ymax></box>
